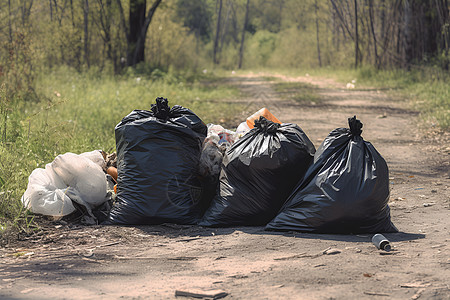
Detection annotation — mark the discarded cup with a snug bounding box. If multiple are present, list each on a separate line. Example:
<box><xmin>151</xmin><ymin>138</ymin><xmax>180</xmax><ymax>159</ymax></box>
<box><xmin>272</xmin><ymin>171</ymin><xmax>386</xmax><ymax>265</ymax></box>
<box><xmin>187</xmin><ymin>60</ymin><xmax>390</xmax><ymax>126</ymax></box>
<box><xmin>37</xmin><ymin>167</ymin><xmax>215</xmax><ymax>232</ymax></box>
<box><xmin>372</xmin><ymin>234</ymin><xmax>391</xmax><ymax>251</ymax></box>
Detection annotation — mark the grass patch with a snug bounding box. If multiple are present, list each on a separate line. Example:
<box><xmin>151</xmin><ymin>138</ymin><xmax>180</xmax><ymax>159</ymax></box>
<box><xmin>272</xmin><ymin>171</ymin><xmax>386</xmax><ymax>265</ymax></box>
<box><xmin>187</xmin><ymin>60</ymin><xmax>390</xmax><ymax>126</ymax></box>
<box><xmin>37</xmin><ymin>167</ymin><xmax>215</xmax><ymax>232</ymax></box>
<box><xmin>273</xmin><ymin>82</ymin><xmax>322</xmax><ymax>104</ymax></box>
<box><xmin>0</xmin><ymin>67</ymin><xmax>243</xmax><ymax>232</ymax></box>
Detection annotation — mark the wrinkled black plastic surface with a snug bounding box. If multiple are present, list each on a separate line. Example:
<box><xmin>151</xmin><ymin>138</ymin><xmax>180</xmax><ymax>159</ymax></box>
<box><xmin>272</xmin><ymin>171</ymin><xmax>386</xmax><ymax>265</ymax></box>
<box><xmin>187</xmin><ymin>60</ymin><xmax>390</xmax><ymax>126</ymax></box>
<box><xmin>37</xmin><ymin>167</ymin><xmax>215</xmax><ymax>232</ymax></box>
<box><xmin>199</xmin><ymin>117</ymin><xmax>316</xmax><ymax>227</ymax></box>
<box><xmin>266</xmin><ymin>116</ymin><xmax>397</xmax><ymax>233</ymax></box>
<box><xmin>106</xmin><ymin>98</ymin><xmax>207</xmax><ymax>225</ymax></box>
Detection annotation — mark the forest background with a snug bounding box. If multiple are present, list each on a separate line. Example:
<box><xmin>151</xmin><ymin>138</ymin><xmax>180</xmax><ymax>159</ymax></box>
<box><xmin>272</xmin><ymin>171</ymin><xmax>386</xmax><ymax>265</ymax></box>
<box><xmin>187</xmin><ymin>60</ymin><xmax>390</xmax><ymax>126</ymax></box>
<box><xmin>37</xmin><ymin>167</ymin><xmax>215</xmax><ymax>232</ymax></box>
<box><xmin>0</xmin><ymin>0</ymin><xmax>449</xmax><ymax>230</ymax></box>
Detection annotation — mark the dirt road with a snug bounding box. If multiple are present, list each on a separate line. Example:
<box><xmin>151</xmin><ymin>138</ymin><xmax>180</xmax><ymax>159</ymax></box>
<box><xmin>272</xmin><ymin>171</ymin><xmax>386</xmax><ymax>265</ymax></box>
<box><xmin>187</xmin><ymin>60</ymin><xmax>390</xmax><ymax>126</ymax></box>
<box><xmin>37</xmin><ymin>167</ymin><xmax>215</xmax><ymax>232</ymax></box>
<box><xmin>1</xmin><ymin>73</ymin><xmax>449</xmax><ymax>299</ymax></box>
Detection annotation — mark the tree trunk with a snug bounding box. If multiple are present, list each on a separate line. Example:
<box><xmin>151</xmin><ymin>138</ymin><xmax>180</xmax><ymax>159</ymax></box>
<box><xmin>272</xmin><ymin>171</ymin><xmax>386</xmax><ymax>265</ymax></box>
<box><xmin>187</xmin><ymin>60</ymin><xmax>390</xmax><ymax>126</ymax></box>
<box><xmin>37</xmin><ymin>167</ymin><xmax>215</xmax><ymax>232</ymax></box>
<box><xmin>106</xmin><ymin>0</ymin><xmax>112</xmax><ymax>61</ymax></box>
<box><xmin>368</xmin><ymin>0</ymin><xmax>379</xmax><ymax>67</ymax></box>
<box><xmin>128</xmin><ymin>0</ymin><xmax>146</xmax><ymax>65</ymax></box>
<box><xmin>238</xmin><ymin>0</ymin><xmax>250</xmax><ymax>69</ymax></box>
<box><xmin>49</xmin><ymin>0</ymin><xmax>53</xmax><ymax>21</ymax></box>
<box><xmin>213</xmin><ymin>0</ymin><xmax>223</xmax><ymax>65</ymax></box>
<box><xmin>219</xmin><ymin>0</ymin><xmax>232</xmax><ymax>53</ymax></box>
<box><xmin>126</xmin><ymin>0</ymin><xmax>162</xmax><ymax>67</ymax></box>
<box><xmin>380</xmin><ymin>0</ymin><xmax>385</xmax><ymax>42</ymax></box>
<box><xmin>436</xmin><ymin>0</ymin><xmax>449</xmax><ymax>69</ymax></box>
<box><xmin>21</xmin><ymin>0</ymin><xmax>34</xmax><ymax>26</ymax></box>
<box><xmin>315</xmin><ymin>0</ymin><xmax>322</xmax><ymax>67</ymax></box>
<box><xmin>330</xmin><ymin>0</ymin><xmax>354</xmax><ymax>41</ymax></box>
<box><xmin>8</xmin><ymin>0</ymin><xmax>12</xmax><ymax>43</ymax></box>
<box><xmin>403</xmin><ymin>0</ymin><xmax>412</xmax><ymax>69</ymax></box>
<box><xmin>354</xmin><ymin>0</ymin><xmax>359</xmax><ymax>68</ymax></box>
<box><xmin>70</xmin><ymin>0</ymin><xmax>75</xmax><ymax>26</ymax></box>
<box><xmin>97</xmin><ymin>0</ymin><xmax>113</xmax><ymax>61</ymax></box>
<box><xmin>84</xmin><ymin>0</ymin><xmax>90</xmax><ymax>67</ymax></box>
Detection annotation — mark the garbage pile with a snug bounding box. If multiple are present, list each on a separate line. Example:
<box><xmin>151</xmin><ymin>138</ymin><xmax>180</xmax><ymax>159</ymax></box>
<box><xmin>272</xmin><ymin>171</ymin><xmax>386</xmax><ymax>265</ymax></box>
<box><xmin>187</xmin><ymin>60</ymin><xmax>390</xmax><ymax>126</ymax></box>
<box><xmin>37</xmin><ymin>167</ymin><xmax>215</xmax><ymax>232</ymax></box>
<box><xmin>266</xmin><ymin>116</ymin><xmax>397</xmax><ymax>233</ymax></box>
<box><xmin>106</xmin><ymin>97</ymin><xmax>208</xmax><ymax>225</ymax></box>
<box><xmin>21</xmin><ymin>150</ymin><xmax>113</xmax><ymax>224</ymax></box>
<box><xmin>21</xmin><ymin>97</ymin><xmax>397</xmax><ymax>233</ymax></box>
<box><xmin>199</xmin><ymin>117</ymin><xmax>315</xmax><ymax>227</ymax></box>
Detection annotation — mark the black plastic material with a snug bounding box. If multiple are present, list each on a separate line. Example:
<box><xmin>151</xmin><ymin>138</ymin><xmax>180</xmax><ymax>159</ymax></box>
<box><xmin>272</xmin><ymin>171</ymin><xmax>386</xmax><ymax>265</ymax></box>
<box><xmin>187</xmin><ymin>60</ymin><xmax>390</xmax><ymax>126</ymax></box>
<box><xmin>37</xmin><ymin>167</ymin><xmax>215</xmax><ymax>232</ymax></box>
<box><xmin>106</xmin><ymin>97</ymin><xmax>207</xmax><ymax>225</ymax></box>
<box><xmin>266</xmin><ymin>116</ymin><xmax>398</xmax><ymax>233</ymax></box>
<box><xmin>199</xmin><ymin>117</ymin><xmax>316</xmax><ymax>227</ymax></box>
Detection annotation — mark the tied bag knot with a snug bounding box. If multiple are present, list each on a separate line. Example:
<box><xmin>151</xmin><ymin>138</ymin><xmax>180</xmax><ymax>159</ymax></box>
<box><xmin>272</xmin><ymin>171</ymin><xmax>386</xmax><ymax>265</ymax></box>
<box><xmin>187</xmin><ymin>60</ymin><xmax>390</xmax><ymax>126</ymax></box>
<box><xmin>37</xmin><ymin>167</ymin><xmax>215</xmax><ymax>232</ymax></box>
<box><xmin>348</xmin><ymin>115</ymin><xmax>363</xmax><ymax>137</ymax></box>
<box><xmin>254</xmin><ymin>116</ymin><xmax>280</xmax><ymax>134</ymax></box>
<box><xmin>151</xmin><ymin>97</ymin><xmax>171</xmax><ymax>122</ymax></box>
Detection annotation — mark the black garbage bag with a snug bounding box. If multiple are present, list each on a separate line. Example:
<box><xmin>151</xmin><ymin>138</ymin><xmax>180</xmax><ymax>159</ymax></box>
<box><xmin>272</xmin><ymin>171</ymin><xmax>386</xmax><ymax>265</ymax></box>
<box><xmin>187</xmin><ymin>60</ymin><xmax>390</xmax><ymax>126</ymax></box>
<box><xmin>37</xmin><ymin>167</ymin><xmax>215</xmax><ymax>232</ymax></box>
<box><xmin>199</xmin><ymin>117</ymin><xmax>316</xmax><ymax>227</ymax></box>
<box><xmin>266</xmin><ymin>116</ymin><xmax>397</xmax><ymax>233</ymax></box>
<box><xmin>106</xmin><ymin>97</ymin><xmax>207</xmax><ymax>225</ymax></box>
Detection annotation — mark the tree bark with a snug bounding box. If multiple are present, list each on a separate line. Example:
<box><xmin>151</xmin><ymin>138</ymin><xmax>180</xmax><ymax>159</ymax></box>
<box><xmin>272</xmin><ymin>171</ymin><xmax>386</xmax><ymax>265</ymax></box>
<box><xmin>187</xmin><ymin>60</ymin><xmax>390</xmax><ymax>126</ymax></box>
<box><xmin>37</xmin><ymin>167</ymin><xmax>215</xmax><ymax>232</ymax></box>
<box><xmin>21</xmin><ymin>0</ymin><xmax>34</xmax><ymax>26</ymax></box>
<box><xmin>126</xmin><ymin>0</ymin><xmax>162</xmax><ymax>67</ymax></box>
<box><xmin>402</xmin><ymin>0</ymin><xmax>412</xmax><ymax>69</ymax></box>
<box><xmin>70</xmin><ymin>0</ymin><xmax>75</xmax><ymax>26</ymax></box>
<box><xmin>238</xmin><ymin>0</ymin><xmax>250</xmax><ymax>69</ymax></box>
<box><xmin>354</xmin><ymin>0</ymin><xmax>359</xmax><ymax>68</ymax></box>
<box><xmin>49</xmin><ymin>0</ymin><xmax>53</xmax><ymax>21</ymax></box>
<box><xmin>380</xmin><ymin>0</ymin><xmax>385</xmax><ymax>42</ymax></box>
<box><xmin>219</xmin><ymin>0</ymin><xmax>232</xmax><ymax>53</ymax></box>
<box><xmin>435</xmin><ymin>0</ymin><xmax>449</xmax><ymax>69</ymax></box>
<box><xmin>368</xmin><ymin>0</ymin><xmax>379</xmax><ymax>67</ymax></box>
<box><xmin>213</xmin><ymin>0</ymin><xmax>223</xmax><ymax>64</ymax></box>
<box><xmin>315</xmin><ymin>0</ymin><xmax>322</xmax><ymax>67</ymax></box>
<box><xmin>97</xmin><ymin>0</ymin><xmax>113</xmax><ymax>61</ymax></box>
<box><xmin>84</xmin><ymin>0</ymin><xmax>90</xmax><ymax>67</ymax></box>
<box><xmin>330</xmin><ymin>0</ymin><xmax>354</xmax><ymax>41</ymax></box>
<box><xmin>128</xmin><ymin>0</ymin><xmax>147</xmax><ymax>65</ymax></box>
<box><xmin>8</xmin><ymin>0</ymin><xmax>12</xmax><ymax>43</ymax></box>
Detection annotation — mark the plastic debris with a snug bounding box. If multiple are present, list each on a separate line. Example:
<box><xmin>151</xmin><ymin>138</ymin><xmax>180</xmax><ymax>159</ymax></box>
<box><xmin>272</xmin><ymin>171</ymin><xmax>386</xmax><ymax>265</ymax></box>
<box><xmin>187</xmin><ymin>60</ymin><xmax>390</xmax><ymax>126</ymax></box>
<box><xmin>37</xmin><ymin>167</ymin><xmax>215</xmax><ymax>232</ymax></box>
<box><xmin>266</xmin><ymin>116</ymin><xmax>398</xmax><ymax>233</ymax></box>
<box><xmin>236</xmin><ymin>121</ymin><xmax>251</xmax><ymax>138</ymax></box>
<box><xmin>175</xmin><ymin>289</ymin><xmax>228</xmax><ymax>299</ymax></box>
<box><xmin>372</xmin><ymin>234</ymin><xmax>391</xmax><ymax>251</ymax></box>
<box><xmin>106</xmin><ymin>97</ymin><xmax>207</xmax><ymax>225</ymax></box>
<box><xmin>199</xmin><ymin>117</ymin><xmax>315</xmax><ymax>227</ymax></box>
<box><xmin>246</xmin><ymin>107</ymin><xmax>281</xmax><ymax>129</ymax></box>
<box><xmin>21</xmin><ymin>151</ymin><xmax>109</xmax><ymax>218</ymax></box>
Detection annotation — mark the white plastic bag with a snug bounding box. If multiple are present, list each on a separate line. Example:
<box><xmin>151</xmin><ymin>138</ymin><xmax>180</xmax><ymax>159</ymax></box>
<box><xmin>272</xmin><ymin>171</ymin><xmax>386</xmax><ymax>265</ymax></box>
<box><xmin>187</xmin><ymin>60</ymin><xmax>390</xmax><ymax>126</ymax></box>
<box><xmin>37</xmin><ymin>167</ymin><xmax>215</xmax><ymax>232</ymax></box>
<box><xmin>21</xmin><ymin>151</ymin><xmax>108</xmax><ymax>217</ymax></box>
<box><xmin>80</xmin><ymin>150</ymin><xmax>106</xmax><ymax>170</ymax></box>
<box><xmin>52</xmin><ymin>152</ymin><xmax>107</xmax><ymax>207</ymax></box>
<box><xmin>236</xmin><ymin>121</ymin><xmax>251</xmax><ymax>138</ymax></box>
<box><xmin>21</xmin><ymin>166</ymin><xmax>76</xmax><ymax>216</ymax></box>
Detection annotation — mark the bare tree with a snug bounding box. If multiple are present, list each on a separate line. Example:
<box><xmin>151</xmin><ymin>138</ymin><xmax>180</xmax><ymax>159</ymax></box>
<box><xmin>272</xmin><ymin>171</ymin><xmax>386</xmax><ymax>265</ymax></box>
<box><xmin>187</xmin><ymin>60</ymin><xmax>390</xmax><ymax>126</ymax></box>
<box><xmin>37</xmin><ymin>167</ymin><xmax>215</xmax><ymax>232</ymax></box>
<box><xmin>20</xmin><ymin>0</ymin><xmax>33</xmax><ymax>26</ymax></box>
<box><xmin>8</xmin><ymin>0</ymin><xmax>12</xmax><ymax>43</ymax></box>
<box><xmin>402</xmin><ymin>0</ymin><xmax>412</xmax><ymax>69</ymax></box>
<box><xmin>368</xmin><ymin>0</ymin><xmax>379</xmax><ymax>67</ymax></box>
<box><xmin>238</xmin><ymin>0</ymin><xmax>250</xmax><ymax>69</ymax></box>
<box><xmin>219</xmin><ymin>0</ymin><xmax>233</xmax><ymax>53</ymax></box>
<box><xmin>213</xmin><ymin>0</ymin><xmax>223</xmax><ymax>64</ymax></box>
<box><xmin>354</xmin><ymin>0</ymin><xmax>359</xmax><ymax>68</ymax></box>
<box><xmin>84</xmin><ymin>0</ymin><xmax>90</xmax><ymax>66</ymax></box>
<box><xmin>117</xmin><ymin>0</ymin><xmax>163</xmax><ymax>67</ymax></box>
<box><xmin>315</xmin><ymin>0</ymin><xmax>322</xmax><ymax>67</ymax></box>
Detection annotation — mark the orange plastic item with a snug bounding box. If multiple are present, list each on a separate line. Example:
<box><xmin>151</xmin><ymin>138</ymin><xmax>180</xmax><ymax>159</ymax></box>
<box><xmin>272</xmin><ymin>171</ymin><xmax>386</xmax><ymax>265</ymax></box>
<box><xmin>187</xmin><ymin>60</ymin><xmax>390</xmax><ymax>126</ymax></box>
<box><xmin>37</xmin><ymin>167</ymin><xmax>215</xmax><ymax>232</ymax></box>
<box><xmin>114</xmin><ymin>184</ymin><xmax>117</xmax><ymax>194</ymax></box>
<box><xmin>107</xmin><ymin>166</ymin><xmax>118</xmax><ymax>182</ymax></box>
<box><xmin>246</xmin><ymin>108</ymin><xmax>281</xmax><ymax>129</ymax></box>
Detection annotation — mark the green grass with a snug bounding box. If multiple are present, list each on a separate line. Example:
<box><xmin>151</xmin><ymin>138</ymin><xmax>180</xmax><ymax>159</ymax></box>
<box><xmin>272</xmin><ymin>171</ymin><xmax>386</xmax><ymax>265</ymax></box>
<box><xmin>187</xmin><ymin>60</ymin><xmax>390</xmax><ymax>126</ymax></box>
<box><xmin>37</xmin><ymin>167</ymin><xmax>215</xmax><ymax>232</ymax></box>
<box><xmin>0</xmin><ymin>67</ymin><xmax>243</xmax><ymax>232</ymax></box>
